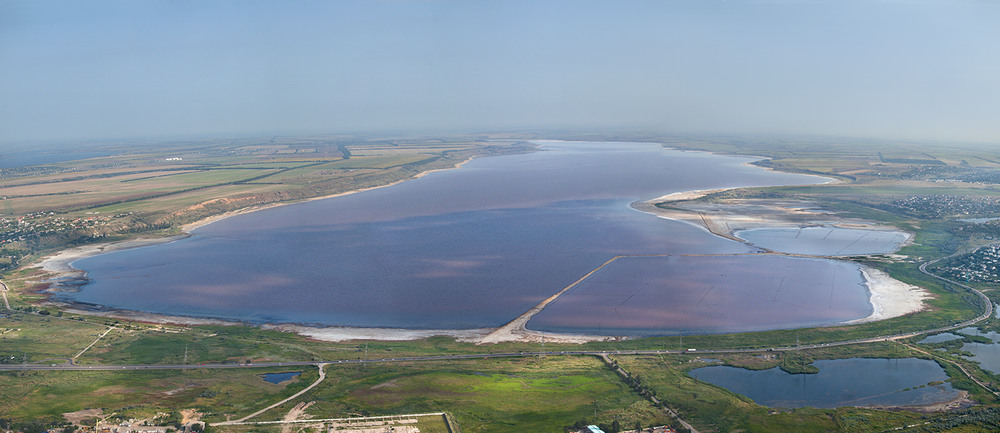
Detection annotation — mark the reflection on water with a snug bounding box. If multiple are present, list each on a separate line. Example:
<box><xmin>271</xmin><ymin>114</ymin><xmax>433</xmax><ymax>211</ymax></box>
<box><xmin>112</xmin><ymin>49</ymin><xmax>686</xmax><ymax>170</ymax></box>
<box><xmin>67</xmin><ymin>141</ymin><xmax>866</xmax><ymax>332</ymax></box>
<box><xmin>691</xmin><ymin>358</ymin><xmax>959</xmax><ymax>408</ymax></box>
<box><xmin>735</xmin><ymin>226</ymin><xmax>908</xmax><ymax>256</ymax></box>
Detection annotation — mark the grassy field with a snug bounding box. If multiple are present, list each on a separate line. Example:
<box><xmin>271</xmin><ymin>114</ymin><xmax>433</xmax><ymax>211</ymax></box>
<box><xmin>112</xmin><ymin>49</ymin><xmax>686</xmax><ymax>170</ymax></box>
<box><xmin>0</xmin><ymin>366</ymin><xmax>319</xmax><ymax>424</ymax></box>
<box><xmin>263</xmin><ymin>356</ymin><xmax>669</xmax><ymax>433</ymax></box>
<box><xmin>0</xmin><ymin>356</ymin><xmax>667</xmax><ymax>432</ymax></box>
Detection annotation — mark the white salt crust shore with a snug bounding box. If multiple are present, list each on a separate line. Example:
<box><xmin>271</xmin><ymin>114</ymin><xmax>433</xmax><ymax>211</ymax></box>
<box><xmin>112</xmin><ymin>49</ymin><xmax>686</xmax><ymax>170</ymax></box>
<box><xmin>30</xmin><ymin>148</ymin><xmax>928</xmax><ymax>343</ymax></box>
<box><xmin>848</xmin><ymin>267</ymin><xmax>931</xmax><ymax>324</ymax></box>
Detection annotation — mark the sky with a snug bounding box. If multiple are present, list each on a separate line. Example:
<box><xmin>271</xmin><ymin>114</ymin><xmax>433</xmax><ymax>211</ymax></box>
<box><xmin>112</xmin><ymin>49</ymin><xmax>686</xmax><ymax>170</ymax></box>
<box><xmin>2</xmin><ymin>0</ymin><xmax>999</xmax><ymax>144</ymax></box>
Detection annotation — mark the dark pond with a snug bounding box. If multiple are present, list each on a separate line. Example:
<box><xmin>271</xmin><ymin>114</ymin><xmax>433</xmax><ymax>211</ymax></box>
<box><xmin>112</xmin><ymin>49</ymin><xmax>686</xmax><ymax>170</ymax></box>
<box><xmin>734</xmin><ymin>226</ymin><xmax>908</xmax><ymax>256</ymax></box>
<box><xmin>262</xmin><ymin>371</ymin><xmax>301</xmax><ymax>384</ymax></box>
<box><xmin>65</xmin><ymin>141</ymin><xmax>870</xmax><ymax>333</ymax></box>
<box><xmin>690</xmin><ymin>358</ymin><xmax>959</xmax><ymax>408</ymax></box>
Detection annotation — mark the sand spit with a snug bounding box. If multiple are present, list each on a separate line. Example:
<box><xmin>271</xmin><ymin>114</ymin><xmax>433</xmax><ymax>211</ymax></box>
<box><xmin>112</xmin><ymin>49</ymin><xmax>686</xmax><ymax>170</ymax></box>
<box><xmin>649</xmin><ymin>187</ymin><xmax>733</xmax><ymax>203</ymax></box>
<box><xmin>847</xmin><ymin>267</ymin><xmax>931</xmax><ymax>324</ymax></box>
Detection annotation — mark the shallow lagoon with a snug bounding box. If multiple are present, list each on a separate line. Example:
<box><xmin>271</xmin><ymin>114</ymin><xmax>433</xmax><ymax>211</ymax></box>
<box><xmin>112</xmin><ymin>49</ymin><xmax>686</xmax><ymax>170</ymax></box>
<box><xmin>690</xmin><ymin>358</ymin><xmax>959</xmax><ymax>408</ymax></box>
<box><xmin>735</xmin><ymin>226</ymin><xmax>908</xmax><ymax>256</ymax></box>
<box><xmin>65</xmin><ymin>141</ymin><xmax>874</xmax><ymax>333</ymax></box>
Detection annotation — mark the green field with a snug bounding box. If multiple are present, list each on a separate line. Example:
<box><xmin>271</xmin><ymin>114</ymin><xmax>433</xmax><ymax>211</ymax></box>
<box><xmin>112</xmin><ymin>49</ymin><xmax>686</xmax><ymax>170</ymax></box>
<box><xmin>243</xmin><ymin>357</ymin><xmax>669</xmax><ymax>433</ymax></box>
<box><xmin>0</xmin><ymin>366</ymin><xmax>319</xmax><ymax>423</ymax></box>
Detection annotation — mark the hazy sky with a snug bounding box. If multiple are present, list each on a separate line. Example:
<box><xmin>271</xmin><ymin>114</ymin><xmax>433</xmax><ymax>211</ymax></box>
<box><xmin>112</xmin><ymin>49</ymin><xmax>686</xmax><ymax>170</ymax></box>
<box><xmin>2</xmin><ymin>0</ymin><xmax>999</xmax><ymax>143</ymax></box>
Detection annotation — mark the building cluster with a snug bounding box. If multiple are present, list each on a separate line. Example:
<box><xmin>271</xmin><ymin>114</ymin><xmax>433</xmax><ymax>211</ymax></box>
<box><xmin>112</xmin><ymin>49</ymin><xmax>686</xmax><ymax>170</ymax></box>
<box><xmin>879</xmin><ymin>195</ymin><xmax>1000</xmax><ymax>219</ymax></box>
<box><xmin>0</xmin><ymin>213</ymin><xmax>120</xmax><ymax>245</ymax></box>
<box><xmin>0</xmin><ymin>165</ymin><xmax>72</xmax><ymax>180</ymax></box>
<box><xmin>938</xmin><ymin>244</ymin><xmax>1000</xmax><ymax>283</ymax></box>
<box><xmin>888</xmin><ymin>165</ymin><xmax>972</xmax><ymax>181</ymax></box>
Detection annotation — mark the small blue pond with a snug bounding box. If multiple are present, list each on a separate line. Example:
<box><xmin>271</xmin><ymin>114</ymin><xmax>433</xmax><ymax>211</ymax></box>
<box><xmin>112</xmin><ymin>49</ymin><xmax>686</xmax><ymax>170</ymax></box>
<box><xmin>262</xmin><ymin>371</ymin><xmax>302</xmax><ymax>384</ymax></box>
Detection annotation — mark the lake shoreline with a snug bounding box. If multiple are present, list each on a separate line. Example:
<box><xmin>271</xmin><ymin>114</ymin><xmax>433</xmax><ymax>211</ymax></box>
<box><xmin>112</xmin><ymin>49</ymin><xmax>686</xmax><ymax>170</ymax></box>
<box><xmin>28</xmin><ymin>142</ymin><xmax>924</xmax><ymax>343</ymax></box>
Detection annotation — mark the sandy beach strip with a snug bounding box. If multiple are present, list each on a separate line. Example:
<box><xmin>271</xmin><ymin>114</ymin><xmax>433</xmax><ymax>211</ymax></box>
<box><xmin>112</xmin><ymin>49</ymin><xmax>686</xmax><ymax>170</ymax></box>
<box><xmin>264</xmin><ymin>323</ymin><xmax>618</xmax><ymax>344</ymax></box>
<box><xmin>263</xmin><ymin>324</ymin><xmax>493</xmax><ymax>343</ymax></box>
<box><xmin>847</xmin><ymin>267</ymin><xmax>930</xmax><ymax>324</ymax></box>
